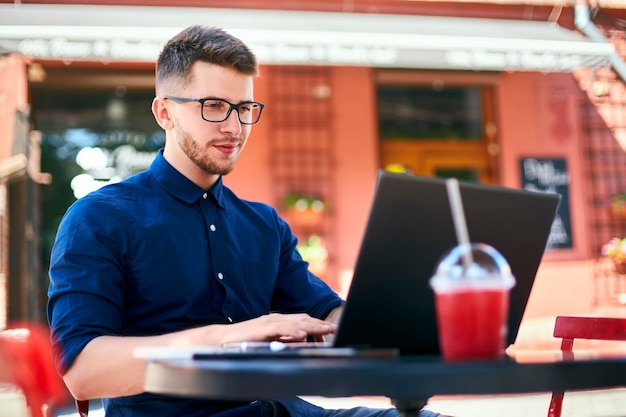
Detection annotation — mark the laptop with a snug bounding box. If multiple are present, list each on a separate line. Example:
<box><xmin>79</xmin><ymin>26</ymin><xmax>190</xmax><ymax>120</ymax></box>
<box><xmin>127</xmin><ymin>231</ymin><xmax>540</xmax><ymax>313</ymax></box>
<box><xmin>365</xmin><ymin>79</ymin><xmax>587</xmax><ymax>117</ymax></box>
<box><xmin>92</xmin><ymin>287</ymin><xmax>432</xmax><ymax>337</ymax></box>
<box><xmin>135</xmin><ymin>170</ymin><xmax>559</xmax><ymax>360</ymax></box>
<box><xmin>332</xmin><ymin>170</ymin><xmax>560</xmax><ymax>355</ymax></box>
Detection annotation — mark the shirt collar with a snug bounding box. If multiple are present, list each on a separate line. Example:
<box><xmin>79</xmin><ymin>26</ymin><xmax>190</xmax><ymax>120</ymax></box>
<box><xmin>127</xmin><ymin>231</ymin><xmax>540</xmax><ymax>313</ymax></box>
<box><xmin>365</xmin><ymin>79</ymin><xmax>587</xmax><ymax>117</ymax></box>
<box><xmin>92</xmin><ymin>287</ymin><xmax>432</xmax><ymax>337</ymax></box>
<box><xmin>150</xmin><ymin>149</ymin><xmax>226</xmax><ymax>207</ymax></box>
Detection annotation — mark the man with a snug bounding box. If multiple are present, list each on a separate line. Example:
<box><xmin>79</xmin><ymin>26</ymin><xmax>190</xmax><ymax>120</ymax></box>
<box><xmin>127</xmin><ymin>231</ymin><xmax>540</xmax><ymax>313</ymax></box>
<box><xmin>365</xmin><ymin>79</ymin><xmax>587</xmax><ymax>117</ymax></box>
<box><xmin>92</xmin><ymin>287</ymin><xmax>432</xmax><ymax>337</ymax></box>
<box><xmin>48</xmin><ymin>25</ymin><xmax>444</xmax><ymax>417</ymax></box>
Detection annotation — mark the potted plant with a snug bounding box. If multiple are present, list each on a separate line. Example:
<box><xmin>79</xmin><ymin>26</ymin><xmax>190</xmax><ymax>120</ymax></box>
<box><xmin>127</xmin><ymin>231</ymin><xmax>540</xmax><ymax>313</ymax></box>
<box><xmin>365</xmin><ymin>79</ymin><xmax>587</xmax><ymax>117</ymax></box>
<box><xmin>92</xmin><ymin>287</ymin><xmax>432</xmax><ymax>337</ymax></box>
<box><xmin>601</xmin><ymin>237</ymin><xmax>626</xmax><ymax>274</ymax></box>
<box><xmin>609</xmin><ymin>193</ymin><xmax>626</xmax><ymax>219</ymax></box>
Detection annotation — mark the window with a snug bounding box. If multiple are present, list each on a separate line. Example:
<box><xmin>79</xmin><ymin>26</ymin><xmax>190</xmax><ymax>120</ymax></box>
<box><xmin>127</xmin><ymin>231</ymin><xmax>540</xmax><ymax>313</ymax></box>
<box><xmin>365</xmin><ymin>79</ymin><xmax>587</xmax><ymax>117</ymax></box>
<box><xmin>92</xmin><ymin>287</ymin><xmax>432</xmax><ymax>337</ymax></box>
<box><xmin>378</xmin><ymin>86</ymin><xmax>483</xmax><ymax>140</ymax></box>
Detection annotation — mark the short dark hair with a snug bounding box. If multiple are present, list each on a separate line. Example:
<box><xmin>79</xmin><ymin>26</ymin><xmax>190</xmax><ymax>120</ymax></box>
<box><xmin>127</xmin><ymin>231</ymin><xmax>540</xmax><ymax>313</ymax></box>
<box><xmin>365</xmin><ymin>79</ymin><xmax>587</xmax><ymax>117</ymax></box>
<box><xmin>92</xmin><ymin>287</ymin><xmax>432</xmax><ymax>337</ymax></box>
<box><xmin>155</xmin><ymin>26</ymin><xmax>258</xmax><ymax>94</ymax></box>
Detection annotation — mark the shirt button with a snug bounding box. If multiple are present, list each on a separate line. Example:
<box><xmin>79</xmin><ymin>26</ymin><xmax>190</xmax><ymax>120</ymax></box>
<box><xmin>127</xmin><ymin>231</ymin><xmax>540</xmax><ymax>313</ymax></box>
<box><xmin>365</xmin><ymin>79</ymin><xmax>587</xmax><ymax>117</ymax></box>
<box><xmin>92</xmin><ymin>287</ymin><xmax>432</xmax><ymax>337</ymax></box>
<box><xmin>217</xmin><ymin>272</ymin><xmax>224</xmax><ymax>280</ymax></box>
<box><xmin>227</xmin><ymin>316</ymin><xmax>233</xmax><ymax>323</ymax></box>
<box><xmin>210</xmin><ymin>224</ymin><xmax>216</xmax><ymax>232</ymax></box>
<box><xmin>203</xmin><ymin>193</ymin><xmax>208</xmax><ymax>199</ymax></box>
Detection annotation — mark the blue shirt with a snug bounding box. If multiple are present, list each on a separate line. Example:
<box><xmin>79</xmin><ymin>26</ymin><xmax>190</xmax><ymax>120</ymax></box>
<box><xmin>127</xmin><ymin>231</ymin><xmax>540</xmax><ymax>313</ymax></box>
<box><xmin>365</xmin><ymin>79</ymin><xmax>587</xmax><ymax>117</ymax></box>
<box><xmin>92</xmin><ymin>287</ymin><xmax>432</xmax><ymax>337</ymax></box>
<box><xmin>48</xmin><ymin>150</ymin><xmax>343</xmax><ymax>417</ymax></box>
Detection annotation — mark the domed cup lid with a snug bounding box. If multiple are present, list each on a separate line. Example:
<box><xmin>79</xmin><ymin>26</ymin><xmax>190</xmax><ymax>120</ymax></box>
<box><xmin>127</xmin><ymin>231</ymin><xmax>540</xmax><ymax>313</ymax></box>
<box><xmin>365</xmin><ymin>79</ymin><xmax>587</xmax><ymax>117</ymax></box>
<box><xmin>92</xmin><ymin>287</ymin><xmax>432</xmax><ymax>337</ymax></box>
<box><xmin>430</xmin><ymin>243</ymin><xmax>515</xmax><ymax>291</ymax></box>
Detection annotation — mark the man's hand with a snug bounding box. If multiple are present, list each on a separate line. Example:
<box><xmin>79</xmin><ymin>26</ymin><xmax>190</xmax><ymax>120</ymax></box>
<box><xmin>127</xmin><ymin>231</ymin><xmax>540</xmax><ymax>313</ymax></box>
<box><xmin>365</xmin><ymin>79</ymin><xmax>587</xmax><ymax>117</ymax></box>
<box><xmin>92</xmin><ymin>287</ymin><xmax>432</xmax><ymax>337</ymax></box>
<box><xmin>221</xmin><ymin>313</ymin><xmax>337</xmax><ymax>344</ymax></box>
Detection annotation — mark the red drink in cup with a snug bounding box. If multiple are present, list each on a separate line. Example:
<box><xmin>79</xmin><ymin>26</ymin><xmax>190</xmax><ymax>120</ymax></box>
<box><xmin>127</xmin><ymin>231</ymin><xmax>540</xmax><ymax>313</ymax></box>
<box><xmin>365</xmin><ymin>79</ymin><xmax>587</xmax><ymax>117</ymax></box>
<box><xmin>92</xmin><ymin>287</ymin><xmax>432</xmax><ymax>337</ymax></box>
<box><xmin>430</xmin><ymin>243</ymin><xmax>515</xmax><ymax>362</ymax></box>
<box><xmin>434</xmin><ymin>287</ymin><xmax>510</xmax><ymax>361</ymax></box>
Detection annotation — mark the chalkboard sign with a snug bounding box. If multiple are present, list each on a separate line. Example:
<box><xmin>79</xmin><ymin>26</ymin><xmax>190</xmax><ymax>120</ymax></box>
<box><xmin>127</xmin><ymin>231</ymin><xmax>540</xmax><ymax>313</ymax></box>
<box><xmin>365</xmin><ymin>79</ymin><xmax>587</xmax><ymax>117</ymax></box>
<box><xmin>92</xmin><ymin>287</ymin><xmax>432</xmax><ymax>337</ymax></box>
<box><xmin>520</xmin><ymin>158</ymin><xmax>572</xmax><ymax>250</ymax></box>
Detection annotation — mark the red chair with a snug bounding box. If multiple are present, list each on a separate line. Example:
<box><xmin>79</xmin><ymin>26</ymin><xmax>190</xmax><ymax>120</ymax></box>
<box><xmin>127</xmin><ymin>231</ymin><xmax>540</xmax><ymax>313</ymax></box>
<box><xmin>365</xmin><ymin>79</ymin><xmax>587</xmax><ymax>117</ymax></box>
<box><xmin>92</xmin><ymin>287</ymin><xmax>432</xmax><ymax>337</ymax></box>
<box><xmin>76</xmin><ymin>398</ymin><xmax>89</xmax><ymax>416</ymax></box>
<box><xmin>547</xmin><ymin>315</ymin><xmax>626</xmax><ymax>417</ymax></box>
<box><xmin>0</xmin><ymin>322</ymin><xmax>69</xmax><ymax>417</ymax></box>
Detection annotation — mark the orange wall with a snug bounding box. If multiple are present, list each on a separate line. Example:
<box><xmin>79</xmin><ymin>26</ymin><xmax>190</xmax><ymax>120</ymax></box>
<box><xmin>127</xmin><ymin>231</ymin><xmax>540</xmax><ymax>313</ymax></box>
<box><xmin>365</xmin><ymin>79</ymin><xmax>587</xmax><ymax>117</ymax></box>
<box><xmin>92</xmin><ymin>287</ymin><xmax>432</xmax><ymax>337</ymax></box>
<box><xmin>496</xmin><ymin>71</ymin><xmax>595</xmax><ymax>318</ymax></box>
<box><xmin>330</xmin><ymin>67</ymin><xmax>380</xmax><ymax>295</ymax></box>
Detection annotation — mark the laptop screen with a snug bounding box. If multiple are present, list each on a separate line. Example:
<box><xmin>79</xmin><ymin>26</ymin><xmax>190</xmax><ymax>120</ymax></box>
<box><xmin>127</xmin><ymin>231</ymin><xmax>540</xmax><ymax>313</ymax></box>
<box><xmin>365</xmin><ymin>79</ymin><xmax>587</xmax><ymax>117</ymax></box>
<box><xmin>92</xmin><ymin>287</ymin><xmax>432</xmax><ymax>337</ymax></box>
<box><xmin>334</xmin><ymin>171</ymin><xmax>560</xmax><ymax>355</ymax></box>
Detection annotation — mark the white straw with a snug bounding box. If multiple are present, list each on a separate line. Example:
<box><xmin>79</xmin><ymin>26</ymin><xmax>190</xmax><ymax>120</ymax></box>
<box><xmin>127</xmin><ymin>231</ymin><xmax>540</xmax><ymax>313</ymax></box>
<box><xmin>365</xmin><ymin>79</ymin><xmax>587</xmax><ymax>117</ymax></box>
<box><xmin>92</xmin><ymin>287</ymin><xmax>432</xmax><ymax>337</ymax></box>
<box><xmin>445</xmin><ymin>178</ymin><xmax>473</xmax><ymax>270</ymax></box>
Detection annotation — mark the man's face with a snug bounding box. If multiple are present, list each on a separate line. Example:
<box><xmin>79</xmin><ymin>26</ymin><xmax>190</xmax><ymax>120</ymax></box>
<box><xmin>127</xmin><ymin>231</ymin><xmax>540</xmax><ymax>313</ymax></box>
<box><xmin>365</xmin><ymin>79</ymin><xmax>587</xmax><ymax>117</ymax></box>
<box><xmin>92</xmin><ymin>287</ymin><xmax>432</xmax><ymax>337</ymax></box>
<box><xmin>165</xmin><ymin>62</ymin><xmax>255</xmax><ymax>177</ymax></box>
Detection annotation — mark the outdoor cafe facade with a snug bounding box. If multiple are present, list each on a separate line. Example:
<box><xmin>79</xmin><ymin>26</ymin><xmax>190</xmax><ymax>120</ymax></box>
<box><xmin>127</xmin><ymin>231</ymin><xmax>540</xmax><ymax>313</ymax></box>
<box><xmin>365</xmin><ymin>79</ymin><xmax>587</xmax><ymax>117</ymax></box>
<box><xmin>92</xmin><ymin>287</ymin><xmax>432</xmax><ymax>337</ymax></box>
<box><xmin>0</xmin><ymin>0</ymin><xmax>625</xmax><ymax>325</ymax></box>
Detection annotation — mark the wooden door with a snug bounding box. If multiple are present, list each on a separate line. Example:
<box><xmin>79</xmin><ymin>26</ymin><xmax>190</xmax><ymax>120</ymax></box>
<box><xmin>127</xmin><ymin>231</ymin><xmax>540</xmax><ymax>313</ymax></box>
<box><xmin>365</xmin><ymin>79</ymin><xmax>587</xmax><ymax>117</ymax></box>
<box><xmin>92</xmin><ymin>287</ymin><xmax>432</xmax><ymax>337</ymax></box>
<box><xmin>376</xmin><ymin>71</ymin><xmax>498</xmax><ymax>184</ymax></box>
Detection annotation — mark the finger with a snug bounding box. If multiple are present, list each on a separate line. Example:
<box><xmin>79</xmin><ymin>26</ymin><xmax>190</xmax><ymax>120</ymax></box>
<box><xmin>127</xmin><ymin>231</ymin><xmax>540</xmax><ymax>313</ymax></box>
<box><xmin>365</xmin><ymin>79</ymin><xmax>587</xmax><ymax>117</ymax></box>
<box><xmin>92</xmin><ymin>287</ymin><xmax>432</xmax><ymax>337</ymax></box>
<box><xmin>277</xmin><ymin>334</ymin><xmax>307</xmax><ymax>343</ymax></box>
<box><xmin>311</xmin><ymin>322</ymin><xmax>337</xmax><ymax>334</ymax></box>
<box><xmin>312</xmin><ymin>334</ymin><xmax>325</xmax><ymax>343</ymax></box>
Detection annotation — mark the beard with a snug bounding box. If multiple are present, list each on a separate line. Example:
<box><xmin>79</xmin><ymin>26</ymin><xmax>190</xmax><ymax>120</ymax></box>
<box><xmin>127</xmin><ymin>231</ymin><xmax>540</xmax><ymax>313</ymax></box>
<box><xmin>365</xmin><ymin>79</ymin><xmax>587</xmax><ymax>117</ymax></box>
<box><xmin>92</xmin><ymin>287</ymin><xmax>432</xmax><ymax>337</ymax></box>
<box><xmin>175</xmin><ymin>124</ymin><xmax>242</xmax><ymax>176</ymax></box>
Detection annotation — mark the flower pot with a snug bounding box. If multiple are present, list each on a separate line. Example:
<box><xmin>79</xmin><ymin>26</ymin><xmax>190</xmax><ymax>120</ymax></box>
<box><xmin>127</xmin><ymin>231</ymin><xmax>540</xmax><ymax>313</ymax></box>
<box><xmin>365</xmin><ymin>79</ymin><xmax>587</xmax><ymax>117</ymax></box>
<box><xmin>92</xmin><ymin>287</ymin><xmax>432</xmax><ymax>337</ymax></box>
<box><xmin>284</xmin><ymin>208</ymin><xmax>324</xmax><ymax>228</ymax></box>
<box><xmin>613</xmin><ymin>259</ymin><xmax>626</xmax><ymax>275</ymax></box>
<box><xmin>609</xmin><ymin>196</ymin><xmax>626</xmax><ymax>219</ymax></box>
<box><xmin>610</xmin><ymin>204</ymin><xmax>626</xmax><ymax>219</ymax></box>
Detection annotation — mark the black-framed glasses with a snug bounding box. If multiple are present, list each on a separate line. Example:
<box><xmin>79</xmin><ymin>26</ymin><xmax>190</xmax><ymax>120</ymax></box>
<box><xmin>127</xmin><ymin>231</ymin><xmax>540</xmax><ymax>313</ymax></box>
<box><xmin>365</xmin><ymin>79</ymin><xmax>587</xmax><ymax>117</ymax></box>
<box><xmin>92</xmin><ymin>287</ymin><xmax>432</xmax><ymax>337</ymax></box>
<box><xmin>164</xmin><ymin>96</ymin><xmax>264</xmax><ymax>125</ymax></box>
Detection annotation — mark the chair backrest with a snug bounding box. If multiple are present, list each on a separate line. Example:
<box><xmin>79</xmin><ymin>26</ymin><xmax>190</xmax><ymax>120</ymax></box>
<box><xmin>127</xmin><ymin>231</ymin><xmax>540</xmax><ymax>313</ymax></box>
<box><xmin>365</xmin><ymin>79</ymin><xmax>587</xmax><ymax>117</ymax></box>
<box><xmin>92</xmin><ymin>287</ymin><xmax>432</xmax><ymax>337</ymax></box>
<box><xmin>0</xmin><ymin>322</ymin><xmax>68</xmax><ymax>417</ymax></box>
<box><xmin>548</xmin><ymin>315</ymin><xmax>626</xmax><ymax>417</ymax></box>
<box><xmin>553</xmin><ymin>315</ymin><xmax>626</xmax><ymax>358</ymax></box>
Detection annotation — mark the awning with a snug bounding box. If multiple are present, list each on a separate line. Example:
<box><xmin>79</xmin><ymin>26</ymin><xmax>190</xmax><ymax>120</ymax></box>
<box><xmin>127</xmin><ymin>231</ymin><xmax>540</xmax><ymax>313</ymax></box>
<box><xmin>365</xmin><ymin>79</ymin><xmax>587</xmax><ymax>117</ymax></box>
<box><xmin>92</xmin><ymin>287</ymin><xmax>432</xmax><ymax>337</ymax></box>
<box><xmin>0</xmin><ymin>4</ymin><xmax>614</xmax><ymax>72</ymax></box>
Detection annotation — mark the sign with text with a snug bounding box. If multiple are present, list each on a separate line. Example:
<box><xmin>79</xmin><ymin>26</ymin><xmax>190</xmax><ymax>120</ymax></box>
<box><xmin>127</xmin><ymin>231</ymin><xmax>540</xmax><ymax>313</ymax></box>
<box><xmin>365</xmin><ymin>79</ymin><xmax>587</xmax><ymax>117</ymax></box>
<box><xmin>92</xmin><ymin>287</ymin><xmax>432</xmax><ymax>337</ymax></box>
<box><xmin>520</xmin><ymin>158</ymin><xmax>572</xmax><ymax>250</ymax></box>
<box><xmin>0</xmin><ymin>37</ymin><xmax>610</xmax><ymax>71</ymax></box>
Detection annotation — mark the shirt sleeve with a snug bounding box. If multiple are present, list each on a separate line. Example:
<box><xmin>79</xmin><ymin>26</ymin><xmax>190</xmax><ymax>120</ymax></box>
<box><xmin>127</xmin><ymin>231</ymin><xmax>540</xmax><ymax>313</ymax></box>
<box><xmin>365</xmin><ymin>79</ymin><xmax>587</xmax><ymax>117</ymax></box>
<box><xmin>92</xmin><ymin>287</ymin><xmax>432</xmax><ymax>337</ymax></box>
<box><xmin>271</xmin><ymin>213</ymin><xmax>343</xmax><ymax>319</ymax></box>
<box><xmin>47</xmin><ymin>194</ymin><xmax>130</xmax><ymax>375</ymax></box>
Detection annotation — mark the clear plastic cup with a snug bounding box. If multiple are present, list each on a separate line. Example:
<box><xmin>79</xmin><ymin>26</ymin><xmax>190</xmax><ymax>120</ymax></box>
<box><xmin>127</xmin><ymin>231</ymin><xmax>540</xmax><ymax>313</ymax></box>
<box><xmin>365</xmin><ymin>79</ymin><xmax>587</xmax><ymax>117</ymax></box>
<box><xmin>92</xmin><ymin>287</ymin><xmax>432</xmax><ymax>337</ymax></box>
<box><xmin>429</xmin><ymin>243</ymin><xmax>516</xmax><ymax>362</ymax></box>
